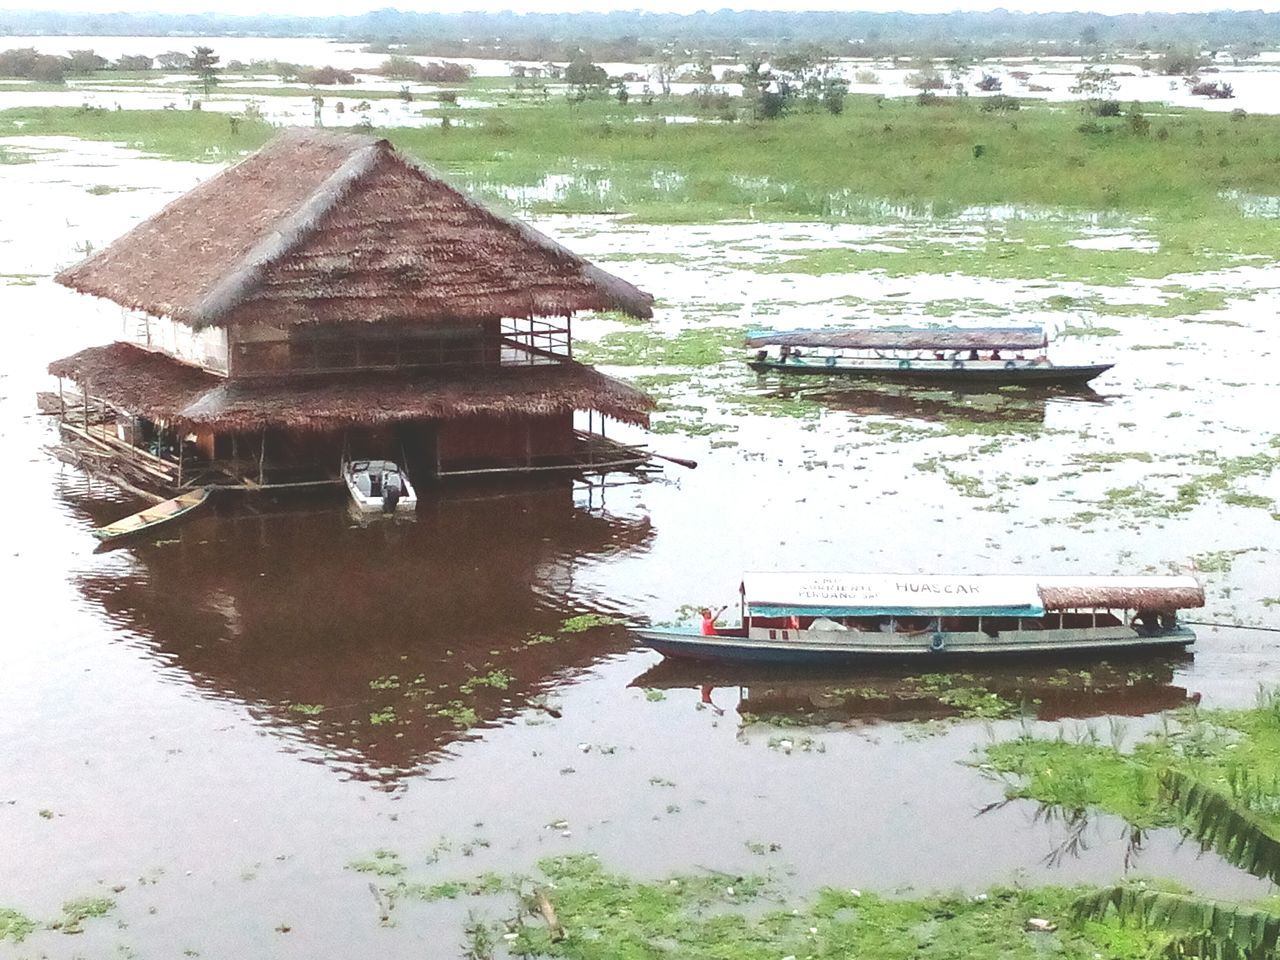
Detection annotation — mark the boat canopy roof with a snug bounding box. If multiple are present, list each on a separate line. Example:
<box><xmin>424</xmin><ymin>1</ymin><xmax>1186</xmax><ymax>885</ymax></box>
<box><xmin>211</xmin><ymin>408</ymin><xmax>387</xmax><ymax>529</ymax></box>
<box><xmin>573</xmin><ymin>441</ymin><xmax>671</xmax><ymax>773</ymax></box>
<box><xmin>744</xmin><ymin>326</ymin><xmax>1048</xmax><ymax>352</ymax></box>
<box><xmin>742</xmin><ymin>572</ymin><xmax>1203</xmax><ymax>618</ymax></box>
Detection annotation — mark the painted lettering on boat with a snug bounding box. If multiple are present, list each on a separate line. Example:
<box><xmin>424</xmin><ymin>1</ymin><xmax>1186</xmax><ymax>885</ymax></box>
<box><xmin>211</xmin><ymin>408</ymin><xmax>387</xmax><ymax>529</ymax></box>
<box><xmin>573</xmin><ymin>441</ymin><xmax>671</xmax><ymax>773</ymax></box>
<box><xmin>791</xmin><ymin>576</ymin><xmax>980</xmax><ymax>603</ymax></box>
<box><xmin>895</xmin><ymin>581</ymin><xmax>976</xmax><ymax>595</ymax></box>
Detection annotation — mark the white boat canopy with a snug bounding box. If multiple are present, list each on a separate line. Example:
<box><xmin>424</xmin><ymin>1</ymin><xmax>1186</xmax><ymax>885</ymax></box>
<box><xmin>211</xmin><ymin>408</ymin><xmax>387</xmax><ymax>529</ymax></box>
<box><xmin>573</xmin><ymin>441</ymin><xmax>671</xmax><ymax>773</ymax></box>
<box><xmin>742</xmin><ymin>572</ymin><xmax>1203</xmax><ymax>618</ymax></box>
<box><xmin>744</xmin><ymin>326</ymin><xmax>1048</xmax><ymax>352</ymax></box>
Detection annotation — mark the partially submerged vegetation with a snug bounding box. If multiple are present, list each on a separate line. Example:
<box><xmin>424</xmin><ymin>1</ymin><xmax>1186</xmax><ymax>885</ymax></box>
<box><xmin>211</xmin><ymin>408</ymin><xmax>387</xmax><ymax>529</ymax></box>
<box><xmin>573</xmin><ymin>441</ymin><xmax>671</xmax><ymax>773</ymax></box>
<box><xmin>8</xmin><ymin>94</ymin><xmax>1280</xmax><ymax>227</ymax></box>
<box><xmin>984</xmin><ymin>691</ymin><xmax>1280</xmax><ymax>836</ymax></box>
<box><xmin>981</xmin><ymin>691</ymin><xmax>1280</xmax><ymax>956</ymax></box>
<box><xmin>357</xmin><ymin>851</ymin><xmax>1201</xmax><ymax>959</ymax></box>
<box><xmin>0</xmin><ymin>896</ymin><xmax>114</xmax><ymax>943</ymax></box>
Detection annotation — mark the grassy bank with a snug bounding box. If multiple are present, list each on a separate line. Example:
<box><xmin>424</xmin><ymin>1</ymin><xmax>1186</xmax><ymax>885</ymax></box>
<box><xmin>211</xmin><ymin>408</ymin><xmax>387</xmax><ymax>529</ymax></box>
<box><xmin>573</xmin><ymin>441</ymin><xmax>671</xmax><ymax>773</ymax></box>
<box><xmin>0</xmin><ymin>105</ymin><xmax>274</xmax><ymax>160</ymax></box>
<box><xmin>6</xmin><ymin>96</ymin><xmax>1280</xmax><ymax>224</ymax></box>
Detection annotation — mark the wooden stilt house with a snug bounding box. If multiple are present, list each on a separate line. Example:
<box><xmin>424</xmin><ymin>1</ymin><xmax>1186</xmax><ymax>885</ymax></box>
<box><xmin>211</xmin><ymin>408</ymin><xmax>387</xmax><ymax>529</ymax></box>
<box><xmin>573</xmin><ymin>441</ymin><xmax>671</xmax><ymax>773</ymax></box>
<box><xmin>48</xmin><ymin>129</ymin><xmax>657</xmax><ymax>491</ymax></box>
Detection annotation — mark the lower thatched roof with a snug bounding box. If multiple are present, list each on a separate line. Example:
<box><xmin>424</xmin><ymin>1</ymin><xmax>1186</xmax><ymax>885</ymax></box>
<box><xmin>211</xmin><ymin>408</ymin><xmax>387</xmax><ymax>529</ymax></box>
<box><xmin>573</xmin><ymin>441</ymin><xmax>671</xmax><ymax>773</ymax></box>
<box><xmin>49</xmin><ymin>341</ymin><xmax>222</xmax><ymax>420</ymax></box>
<box><xmin>49</xmin><ymin>342</ymin><xmax>653</xmax><ymax>430</ymax></box>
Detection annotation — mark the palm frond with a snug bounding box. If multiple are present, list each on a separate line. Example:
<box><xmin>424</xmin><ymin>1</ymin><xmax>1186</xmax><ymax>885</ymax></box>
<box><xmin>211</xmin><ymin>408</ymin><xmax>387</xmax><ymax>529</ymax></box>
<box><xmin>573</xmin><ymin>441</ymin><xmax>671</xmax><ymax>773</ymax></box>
<box><xmin>1159</xmin><ymin>768</ymin><xmax>1280</xmax><ymax>885</ymax></box>
<box><xmin>1072</xmin><ymin>886</ymin><xmax>1280</xmax><ymax>960</ymax></box>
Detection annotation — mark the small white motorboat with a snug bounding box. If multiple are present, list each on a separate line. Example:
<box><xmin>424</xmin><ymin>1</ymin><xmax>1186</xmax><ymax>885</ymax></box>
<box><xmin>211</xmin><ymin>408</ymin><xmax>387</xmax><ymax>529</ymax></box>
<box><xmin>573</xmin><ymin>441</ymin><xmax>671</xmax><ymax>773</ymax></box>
<box><xmin>343</xmin><ymin>459</ymin><xmax>417</xmax><ymax>515</ymax></box>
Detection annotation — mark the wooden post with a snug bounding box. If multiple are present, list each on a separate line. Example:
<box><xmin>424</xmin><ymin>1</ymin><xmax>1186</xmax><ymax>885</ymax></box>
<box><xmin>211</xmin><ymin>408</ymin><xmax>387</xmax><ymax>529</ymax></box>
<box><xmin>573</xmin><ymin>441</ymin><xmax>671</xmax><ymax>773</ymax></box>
<box><xmin>231</xmin><ymin>433</ymin><xmax>239</xmax><ymax>477</ymax></box>
<box><xmin>259</xmin><ymin>429</ymin><xmax>266</xmax><ymax>485</ymax></box>
<box><xmin>83</xmin><ymin>382</ymin><xmax>91</xmax><ymax>433</ymax></box>
<box><xmin>58</xmin><ymin>377</ymin><xmax>65</xmax><ymax>419</ymax></box>
<box><xmin>177</xmin><ymin>435</ymin><xmax>184</xmax><ymax>487</ymax></box>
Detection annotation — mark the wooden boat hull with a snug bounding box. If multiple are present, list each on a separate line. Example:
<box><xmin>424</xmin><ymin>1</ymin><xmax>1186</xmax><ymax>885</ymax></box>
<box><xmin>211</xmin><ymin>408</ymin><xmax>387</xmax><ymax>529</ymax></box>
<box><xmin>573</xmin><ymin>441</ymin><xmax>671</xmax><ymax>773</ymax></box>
<box><xmin>92</xmin><ymin>487</ymin><xmax>212</xmax><ymax>542</ymax></box>
<box><xmin>747</xmin><ymin>359</ymin><xmax>1113</xmax><ymax>387</ymax></box>
<box><xmin>634</xmin><ymin>626</ymin><xmax>1195</xmax><ymax>665</ymax></box>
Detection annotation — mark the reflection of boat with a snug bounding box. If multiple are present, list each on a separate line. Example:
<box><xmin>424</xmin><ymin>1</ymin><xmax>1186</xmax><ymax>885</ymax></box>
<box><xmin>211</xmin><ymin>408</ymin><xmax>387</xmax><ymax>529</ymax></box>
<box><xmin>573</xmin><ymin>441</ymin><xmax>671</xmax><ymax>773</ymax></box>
<box><xmin>631</xmin><ymin>657</ymin><xmax>1197</xmax><ymax>724</ymax></box>
<box><xmin>634</xmin><ymin>572</ymin><xmax>1203</xmax><ymax>664</ymax></box>
<box><xmin>342</xmin><ymin>460</ymin><xmax>417</xmax><ymax>515</ymax></box>
<box><xmin>92</xmin><ymin>486</ymin><xmax>212</xmax><ymax>542</ymax></box>
<box><xmin>808</xmin><ymin>385</ymin><xmax>1047</xmax><ymax>424</ymax></box>
<box><xmin>746</xmin><ymin>326</ymin><xmax>1112</xmax><ymax>387</ymax></box>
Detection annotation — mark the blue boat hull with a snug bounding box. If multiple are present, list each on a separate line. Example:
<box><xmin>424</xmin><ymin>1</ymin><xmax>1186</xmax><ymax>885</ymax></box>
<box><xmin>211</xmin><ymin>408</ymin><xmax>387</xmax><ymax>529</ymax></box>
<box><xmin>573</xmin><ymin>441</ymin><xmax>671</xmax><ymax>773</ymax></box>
<box><xmin>634</xmin><ymin>627</ymin><xmax>1195</xmax><ymax>665</ymax></box>
<box><xmin>747</xmin><ymin>360</ymin><xmax>1113</xmax><ymax>387</ymax></box>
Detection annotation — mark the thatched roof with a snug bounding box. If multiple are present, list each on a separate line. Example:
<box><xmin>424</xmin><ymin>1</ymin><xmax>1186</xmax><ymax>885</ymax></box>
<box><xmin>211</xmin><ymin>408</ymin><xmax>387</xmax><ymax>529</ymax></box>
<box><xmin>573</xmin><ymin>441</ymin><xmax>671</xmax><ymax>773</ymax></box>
<box><xmin>742</xmin><ymin>572</ymin><xmax>1205</xmax><ymax>615</ymax></box>
<box><xmin>1036</xmin><ymin>576</ymin><xmax>1205</xmax><ymax>612</ymax></box>
<box><xmin>55</xmin><ymin>129</ymin><xmax>653</xmax><ymax>328</ymax></box>
<box><xmin>745</xmin><ymin>327</ymin><xmax>1048</xmax><ymax>351</ymax></box>
<box><xmin>49</xmin><ymin>341</ymin><xmax>221</xmax><ymax>419</ymax></box>
<box><xmin>49</xmin><ymin>342</ymin><xmax>654</xmax><ymax>429</ymax></box>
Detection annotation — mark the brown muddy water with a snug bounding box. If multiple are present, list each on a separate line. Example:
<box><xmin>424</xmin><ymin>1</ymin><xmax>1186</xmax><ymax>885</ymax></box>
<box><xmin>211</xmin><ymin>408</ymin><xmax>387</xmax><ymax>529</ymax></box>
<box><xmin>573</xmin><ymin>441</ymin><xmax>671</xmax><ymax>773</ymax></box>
<box><xmin>2</xmin><ymin>140</ymin><xmax>1280</xmax><ymax>958</ymax></box>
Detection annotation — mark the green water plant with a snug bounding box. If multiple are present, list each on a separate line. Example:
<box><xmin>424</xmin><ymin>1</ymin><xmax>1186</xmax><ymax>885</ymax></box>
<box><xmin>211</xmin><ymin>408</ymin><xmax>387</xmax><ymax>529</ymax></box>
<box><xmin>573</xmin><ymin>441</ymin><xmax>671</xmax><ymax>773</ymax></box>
<box><xmin>0</xmin><ymin>908</ymin><xmax>36</xmax><ymax>943</ymax></box>
<box><xmin>383</xmin><ymin>852</ymin><xmax>1172</xmax><ymax>959</ymax></box>
<box><xmin>1073</xmin><ymin>886</ymin><xmax>1280</xmax><ymax>960</ymax></box>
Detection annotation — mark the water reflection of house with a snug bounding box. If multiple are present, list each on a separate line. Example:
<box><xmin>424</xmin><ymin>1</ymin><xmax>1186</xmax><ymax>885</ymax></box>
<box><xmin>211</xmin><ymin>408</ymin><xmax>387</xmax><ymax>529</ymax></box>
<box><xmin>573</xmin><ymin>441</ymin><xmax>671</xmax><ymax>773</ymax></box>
<box><xmin>47</xmin><ymin>129</ymin><xmax>656</xmax><ymax>492</ymax></box>
<box><xmin>69</xmin><ymin>481</ymin><xmax>654</xmax><ymax>784</ymax></box>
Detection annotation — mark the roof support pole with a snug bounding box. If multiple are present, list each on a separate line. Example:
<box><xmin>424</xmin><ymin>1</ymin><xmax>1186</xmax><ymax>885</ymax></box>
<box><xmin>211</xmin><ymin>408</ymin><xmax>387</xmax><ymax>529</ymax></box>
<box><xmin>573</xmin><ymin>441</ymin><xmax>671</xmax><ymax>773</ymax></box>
<box><xmin>58</xmin><ymin>377</ymin><xmax>65</xmax><ymax>421</ymax></box>
<box><xmin>259</xmin><ymin>429</ymin><xmax>266</xmax><ymax>485</ymax></box>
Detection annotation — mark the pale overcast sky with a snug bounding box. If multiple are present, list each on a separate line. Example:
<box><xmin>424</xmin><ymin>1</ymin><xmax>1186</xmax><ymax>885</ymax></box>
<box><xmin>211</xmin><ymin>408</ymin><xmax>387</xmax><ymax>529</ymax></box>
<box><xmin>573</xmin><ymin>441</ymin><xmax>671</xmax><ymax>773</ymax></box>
<box><xmin>12</xmin><ymin>1</ymin><xmax>1280</xmax><ymax>15</ymax></box>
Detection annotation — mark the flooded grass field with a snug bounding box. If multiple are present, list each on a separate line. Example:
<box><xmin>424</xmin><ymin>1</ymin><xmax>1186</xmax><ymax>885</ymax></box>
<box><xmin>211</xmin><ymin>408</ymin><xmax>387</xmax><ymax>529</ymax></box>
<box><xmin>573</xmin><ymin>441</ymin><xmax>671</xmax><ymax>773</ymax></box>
<box><xmin>1</xmin><ymin>56</ymin><xmax>1280</xmax><ymax>957</ymax></box>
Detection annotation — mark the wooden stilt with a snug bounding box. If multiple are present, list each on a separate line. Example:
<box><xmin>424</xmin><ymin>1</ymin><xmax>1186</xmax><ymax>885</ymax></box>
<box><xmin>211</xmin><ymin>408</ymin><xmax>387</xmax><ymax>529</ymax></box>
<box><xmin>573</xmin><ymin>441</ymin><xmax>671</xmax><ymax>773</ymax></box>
<box><xmin>258</xmin><ymin>430</ymin><xmax>266</xmax><ymax>485</ymax></box>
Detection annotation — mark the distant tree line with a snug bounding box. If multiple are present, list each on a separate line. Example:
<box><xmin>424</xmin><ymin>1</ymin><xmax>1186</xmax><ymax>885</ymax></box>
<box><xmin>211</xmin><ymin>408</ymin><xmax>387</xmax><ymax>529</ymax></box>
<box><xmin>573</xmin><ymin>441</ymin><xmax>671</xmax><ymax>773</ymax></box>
<box><xmin>0</xmin><ymin>44</ymin><xmax>224</xmax><ymax>87</ymax></box>
<box><xmin>5</xmin><ymin>9</ymin><xmax>1280</xmax><ymax>61</ymax></box>
<box><xmin>0</xmin><ymin>46</ymin><xmax>152</xmax><ymax>82</ymax></box>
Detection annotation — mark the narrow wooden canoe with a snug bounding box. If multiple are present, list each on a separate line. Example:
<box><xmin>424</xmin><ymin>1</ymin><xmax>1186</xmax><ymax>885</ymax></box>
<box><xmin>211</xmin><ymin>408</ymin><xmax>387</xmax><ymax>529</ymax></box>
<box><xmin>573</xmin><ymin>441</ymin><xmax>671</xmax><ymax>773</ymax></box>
<box><xmin>92</xmin><ymin>487</ymin><xmax>212</xmax><ymax>542</ymax></box>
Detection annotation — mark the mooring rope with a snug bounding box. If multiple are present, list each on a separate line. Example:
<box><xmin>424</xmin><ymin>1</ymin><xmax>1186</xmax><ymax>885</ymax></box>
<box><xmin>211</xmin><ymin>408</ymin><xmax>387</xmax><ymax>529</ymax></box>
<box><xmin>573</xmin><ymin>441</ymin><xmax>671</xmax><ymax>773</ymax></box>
<box><xmin>1182</xmin><ymin>619</ymin><xmax>1280</xmax><ymax>634</ymax></box>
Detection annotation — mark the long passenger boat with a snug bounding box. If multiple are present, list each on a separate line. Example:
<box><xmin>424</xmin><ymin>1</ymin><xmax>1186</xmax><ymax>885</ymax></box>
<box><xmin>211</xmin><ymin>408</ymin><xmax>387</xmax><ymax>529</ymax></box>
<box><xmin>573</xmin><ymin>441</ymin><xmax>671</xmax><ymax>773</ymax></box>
<box><xmin>634</xmin><ymin>572</ymin><xmax>1203</xmax><ymax>664</ymax></box>
<box><xmin>745</xmin><ymin>326</ymin><xmax>1112</xmax><ymax>387</ymax></box>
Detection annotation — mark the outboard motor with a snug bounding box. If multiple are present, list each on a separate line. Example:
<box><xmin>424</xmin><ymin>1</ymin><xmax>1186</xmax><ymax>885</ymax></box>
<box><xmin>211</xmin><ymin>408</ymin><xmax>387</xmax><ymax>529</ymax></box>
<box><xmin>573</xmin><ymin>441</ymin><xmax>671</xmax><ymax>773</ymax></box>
<box><xmin>382</xmin><ymin>481</ymin><xmax>401</xmax><ymax>514</ymax></box>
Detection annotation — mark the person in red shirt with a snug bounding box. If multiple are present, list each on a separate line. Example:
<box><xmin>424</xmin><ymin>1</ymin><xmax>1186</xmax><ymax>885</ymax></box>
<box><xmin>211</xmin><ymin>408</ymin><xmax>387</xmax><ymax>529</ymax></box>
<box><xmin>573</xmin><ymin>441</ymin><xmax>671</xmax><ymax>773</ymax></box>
<box><xmin>699</xmin><ymin>608</ymin><xmax>719</xmax><ymax>635</ymax></box>
<box><xmin>699</xmin><ymin>606</ymin><xmax>728</xmax><ymax>636</ymax></box>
